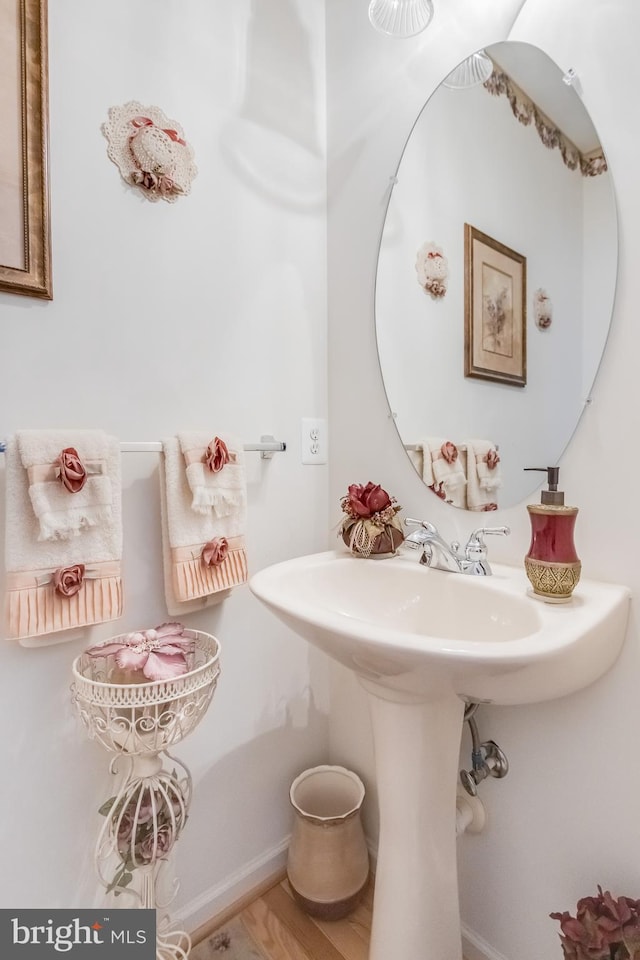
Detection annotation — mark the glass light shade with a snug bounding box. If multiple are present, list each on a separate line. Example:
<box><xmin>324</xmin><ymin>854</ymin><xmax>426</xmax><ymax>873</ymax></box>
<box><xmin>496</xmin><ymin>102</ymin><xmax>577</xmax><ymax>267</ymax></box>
<box><xmin>368</xmin><ymin>0</ymin><xmax>434</xmax><ymax>39</ymax></box>
<box><xmin>442</xmin><ymin>51</ymin><xmax>494</xmax><ymax>89</ymax></box>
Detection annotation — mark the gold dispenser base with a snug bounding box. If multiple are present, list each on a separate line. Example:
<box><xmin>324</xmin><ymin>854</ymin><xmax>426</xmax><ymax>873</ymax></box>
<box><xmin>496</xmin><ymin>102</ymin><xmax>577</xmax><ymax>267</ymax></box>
<box><xmin>524</xmin><ymin>556</ymin><xmax>581</xmax><ymax>602</ymax></box>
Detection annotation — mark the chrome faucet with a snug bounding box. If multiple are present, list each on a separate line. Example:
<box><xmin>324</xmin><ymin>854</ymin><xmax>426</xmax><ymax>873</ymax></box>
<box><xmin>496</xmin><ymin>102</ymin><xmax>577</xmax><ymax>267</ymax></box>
<box><xmin>403</xmin><ymin>518</ymin><xmax>510</xmax><ymax>576</ymax></box>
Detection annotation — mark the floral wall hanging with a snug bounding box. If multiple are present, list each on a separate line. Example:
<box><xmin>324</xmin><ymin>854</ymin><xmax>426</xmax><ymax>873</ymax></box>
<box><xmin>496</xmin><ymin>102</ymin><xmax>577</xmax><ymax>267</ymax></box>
<box><xmin>102</xmin><ymin>101</ymin><xmax>197</xmax><ymax>203</ymax></box>
<box><xmin>533</xmin><ymin>288</ymin><xmax>553</xmax><ymax>330</ymax></box>
<box><xmin>415</xmin><ymin>242</ymin><xmax>449</xmax><ymax>299</ymax></box>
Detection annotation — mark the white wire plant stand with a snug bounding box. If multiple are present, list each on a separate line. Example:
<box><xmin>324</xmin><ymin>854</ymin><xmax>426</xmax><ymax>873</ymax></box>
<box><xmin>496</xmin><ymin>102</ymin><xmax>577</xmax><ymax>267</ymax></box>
<box><xmin>71</xmin><ymin>629</ymin><xmax>221</xmax><ymax>960</ymax></box>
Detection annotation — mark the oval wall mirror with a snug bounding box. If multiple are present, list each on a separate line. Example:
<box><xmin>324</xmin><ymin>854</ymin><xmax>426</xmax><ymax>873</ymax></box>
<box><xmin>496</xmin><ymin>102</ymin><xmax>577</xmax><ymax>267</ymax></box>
<box><xmin>375</xmin><ymin>40</ymin><xmax>617</xmax><ymax>511</ymax></box>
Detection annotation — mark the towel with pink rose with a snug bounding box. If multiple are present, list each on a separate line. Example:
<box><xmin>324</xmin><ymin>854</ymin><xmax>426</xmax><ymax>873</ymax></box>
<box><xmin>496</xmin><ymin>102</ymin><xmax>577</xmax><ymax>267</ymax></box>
<box><xmin>159</xmin><ymin>435</ymin><xmax>248</xmax><ymax>616</ymax></box>
<box><xmin>427</xmin><ymin>438</ymin><xmax>467</xmax><ymax>508</ymax></box>
<box><xmin>465</xmin><ymin>439</ymin><xmax>502</xmax><ymax>511</ymax></box>
<box><xmin>4</xmin><ymin>430</ymin><xmax>123</xmax><ymax>641</ymax></box>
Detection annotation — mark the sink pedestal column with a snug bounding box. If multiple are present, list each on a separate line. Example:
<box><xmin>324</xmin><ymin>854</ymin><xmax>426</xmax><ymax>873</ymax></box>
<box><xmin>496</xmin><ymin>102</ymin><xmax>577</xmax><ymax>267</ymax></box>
<box><xmin>362</xmin><ymin>682</ymin><xmax>465</xmax><ymax>960</ymax></box>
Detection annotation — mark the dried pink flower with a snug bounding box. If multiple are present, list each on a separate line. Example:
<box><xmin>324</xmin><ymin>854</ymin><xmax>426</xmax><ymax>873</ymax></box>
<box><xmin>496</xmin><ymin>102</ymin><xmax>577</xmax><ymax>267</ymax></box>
<box><xmin>551</xmin><ymin>886</ymin><xmax>640</xmax><ymax>960</ymax></box>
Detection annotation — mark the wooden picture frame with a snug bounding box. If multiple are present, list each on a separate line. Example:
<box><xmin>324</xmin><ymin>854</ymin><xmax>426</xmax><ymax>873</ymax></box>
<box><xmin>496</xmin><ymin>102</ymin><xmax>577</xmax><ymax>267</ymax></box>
<box><xmin>0</xmin><ymin>0</ymin><xmax>51</xmax><ymax>300</ymax></box>
<box><xmin>464</xmin><ymin>224</ymin><xmax>525</xmax><ymax>387</ymax></box>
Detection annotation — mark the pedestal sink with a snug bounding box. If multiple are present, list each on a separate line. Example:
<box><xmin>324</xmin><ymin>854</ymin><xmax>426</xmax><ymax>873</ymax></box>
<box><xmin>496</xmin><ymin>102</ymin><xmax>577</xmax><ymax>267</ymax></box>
<box><xmin>250</xmin><ymin>549</ymin><xmax>629</xmax><ymax>960</ymax></box>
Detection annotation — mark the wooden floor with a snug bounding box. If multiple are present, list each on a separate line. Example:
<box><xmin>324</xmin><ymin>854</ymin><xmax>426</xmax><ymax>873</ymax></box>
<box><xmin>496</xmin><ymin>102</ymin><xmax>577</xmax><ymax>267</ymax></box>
<box><xmin>191</xmin><ymin>875</ymin><xmax>374</xmax><ymax>960</ymax></box>
<box><xmin>190</xmin><ymin>875</ymin><xmax>468</xmax><ymax>960</ymax></box>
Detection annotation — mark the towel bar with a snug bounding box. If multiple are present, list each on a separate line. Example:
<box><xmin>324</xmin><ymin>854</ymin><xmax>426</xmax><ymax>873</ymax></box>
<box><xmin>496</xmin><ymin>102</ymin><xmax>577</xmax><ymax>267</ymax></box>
<box><xmin>0</xmin><ymin>434</ymin><xmax>287</xmax><ymax>460</ymax></box>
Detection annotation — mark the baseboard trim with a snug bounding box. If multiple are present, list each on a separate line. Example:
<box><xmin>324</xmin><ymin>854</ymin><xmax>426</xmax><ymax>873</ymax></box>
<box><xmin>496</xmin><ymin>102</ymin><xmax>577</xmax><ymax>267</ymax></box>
<box><xmin>178</xmin><ymin>837</ymin><xmax>290</xmax><ymax>941</ymax></box>
<box><xmin>462</xmin><ymin>922</ymin><xmax>509</xmax><ymax>960</ymax></box>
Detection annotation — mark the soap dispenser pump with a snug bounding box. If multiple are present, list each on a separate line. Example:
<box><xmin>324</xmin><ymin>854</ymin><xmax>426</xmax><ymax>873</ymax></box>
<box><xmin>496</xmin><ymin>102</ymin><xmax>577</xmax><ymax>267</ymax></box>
<box><xmin>523</xmin><ymin>467</ymin><xmax>581</xmax><ymax>602</ymax></box>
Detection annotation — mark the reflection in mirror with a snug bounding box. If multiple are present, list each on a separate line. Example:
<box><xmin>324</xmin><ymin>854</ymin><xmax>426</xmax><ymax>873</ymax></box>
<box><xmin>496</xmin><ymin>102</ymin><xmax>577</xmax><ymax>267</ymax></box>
<box><xmin>375</xmin><ymin>41</ymin><xmax>617</xmax><ymax>511</ymax></box>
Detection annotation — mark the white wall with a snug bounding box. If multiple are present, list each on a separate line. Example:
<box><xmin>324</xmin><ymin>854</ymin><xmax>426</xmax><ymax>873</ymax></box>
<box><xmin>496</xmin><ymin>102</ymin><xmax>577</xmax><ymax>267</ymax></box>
<box><xmin>0</xmin><ymin>0</ymin><xmax>330</xmax><ymax>927</ymax></box>
<box><xmin>327</xmin><ymin>1</ymin><xmax>640</xmax><ymax>958</ymax></box>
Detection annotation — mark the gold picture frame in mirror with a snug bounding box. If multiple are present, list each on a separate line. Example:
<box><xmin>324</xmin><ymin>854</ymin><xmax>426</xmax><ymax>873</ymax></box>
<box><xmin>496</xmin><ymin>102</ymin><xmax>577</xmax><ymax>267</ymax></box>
<box><xmin>0</xmin><ymin>0</ymin><xmax>51</xmax><ymax>300</ymax></box>
<box><xmin>464</xmin><ymin>224</ymin><xmax>526</xmax><ymax>388</ymax></box>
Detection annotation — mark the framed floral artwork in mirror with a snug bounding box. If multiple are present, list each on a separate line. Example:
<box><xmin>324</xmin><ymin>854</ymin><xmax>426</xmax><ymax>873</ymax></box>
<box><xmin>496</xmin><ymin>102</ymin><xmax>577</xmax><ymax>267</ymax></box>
<box><xmin>464</xmin><ymin>223</ymin><xmax>525</xmax><ymax>387</ymax></box>
<box><xmin>0</xmin><ymin>0</ymin><xmax>51</xmax><ymax>300</ymax></box>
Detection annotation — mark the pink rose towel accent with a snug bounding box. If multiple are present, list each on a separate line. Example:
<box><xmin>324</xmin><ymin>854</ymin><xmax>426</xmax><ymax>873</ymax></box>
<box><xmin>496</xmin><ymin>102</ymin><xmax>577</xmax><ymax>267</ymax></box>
<box><xmin>4</xmin><ymin>431</ymin><xmax>123</xmax><ymax>641</ymax></box>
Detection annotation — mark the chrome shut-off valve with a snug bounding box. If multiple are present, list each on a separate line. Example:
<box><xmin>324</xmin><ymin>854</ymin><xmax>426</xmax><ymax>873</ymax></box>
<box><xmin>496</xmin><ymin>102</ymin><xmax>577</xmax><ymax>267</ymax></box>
<box><xmin>460</xmin><ymin>739</ymin><xmax>510</xmax><ymax>797</ymax></box>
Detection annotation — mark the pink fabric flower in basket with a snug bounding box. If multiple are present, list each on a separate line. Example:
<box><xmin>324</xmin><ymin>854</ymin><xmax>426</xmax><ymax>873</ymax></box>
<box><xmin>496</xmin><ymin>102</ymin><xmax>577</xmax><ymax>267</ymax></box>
<box><xmin>86</xmin><ymin>622</ymin><xmax>196</xmax><ymax>681</ymax></box>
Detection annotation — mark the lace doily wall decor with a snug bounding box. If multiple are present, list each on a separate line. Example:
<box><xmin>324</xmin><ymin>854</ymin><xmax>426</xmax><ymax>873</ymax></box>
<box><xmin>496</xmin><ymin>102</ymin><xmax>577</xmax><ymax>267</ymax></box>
<box><xmin>415</xmin><ymin>242</ymin><xmax>449</xmax><ymax>299</ymax></box>
<box><xmin>102</xmin><ymin>102</ymin><xmax>198</xmax><ymax>203</ymax></box>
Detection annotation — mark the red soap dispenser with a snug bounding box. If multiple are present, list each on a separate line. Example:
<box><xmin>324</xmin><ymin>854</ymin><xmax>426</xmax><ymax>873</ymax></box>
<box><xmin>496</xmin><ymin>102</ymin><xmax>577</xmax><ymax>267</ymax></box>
<box><xmin>524</xmin><ymin>467</ymin><xmax>581</xmax><ymax>602</ymax></box>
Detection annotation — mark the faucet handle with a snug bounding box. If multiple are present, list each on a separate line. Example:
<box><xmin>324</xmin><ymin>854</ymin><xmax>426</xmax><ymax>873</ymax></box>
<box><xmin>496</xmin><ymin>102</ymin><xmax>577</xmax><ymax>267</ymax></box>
<box><xmin>403</xmin><ymin>518</ymin><xmax>438</xmax><ymax>550</ymax></box>
<box><xmin>404</xmin><ymin>518</ymin><xmax>437</xmax><ymax>533</ymax></box>
<box><xmin>465</xmin><ymin>526</ymin><xmax>510</xmax><ymax>561</ymax></box>
<box><xmin>469</xmin><ymin>526</ymin><xmax>510</xmax><ymax>543</ymax></box>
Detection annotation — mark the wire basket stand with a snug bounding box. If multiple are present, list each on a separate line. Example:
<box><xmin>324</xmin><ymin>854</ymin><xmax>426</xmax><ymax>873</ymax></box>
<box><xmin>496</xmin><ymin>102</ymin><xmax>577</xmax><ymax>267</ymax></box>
<box><xmin>71</xmin><ymin>629</ymin><xmax>221</xmax><ymax>960</ymax></box>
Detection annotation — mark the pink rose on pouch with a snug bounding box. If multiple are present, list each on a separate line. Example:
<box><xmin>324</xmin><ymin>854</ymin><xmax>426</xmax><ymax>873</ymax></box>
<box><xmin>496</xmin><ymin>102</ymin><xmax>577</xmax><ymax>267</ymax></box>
<box><xmin>347</xmin><ymin>482</ymin><xmax>392</xmax><ymax>519</ymax></box>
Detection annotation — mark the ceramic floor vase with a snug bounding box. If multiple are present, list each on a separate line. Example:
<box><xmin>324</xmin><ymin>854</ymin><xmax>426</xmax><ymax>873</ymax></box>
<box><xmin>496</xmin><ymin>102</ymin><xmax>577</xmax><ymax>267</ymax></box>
<box><xmin>287</xmin><ymin>765</ymin><xmax>369</xmax><ymax>920</ymax></box>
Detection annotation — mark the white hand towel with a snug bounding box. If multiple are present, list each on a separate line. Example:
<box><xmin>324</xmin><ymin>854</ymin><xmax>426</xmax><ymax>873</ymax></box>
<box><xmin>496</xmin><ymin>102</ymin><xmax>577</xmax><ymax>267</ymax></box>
<box><xmin>465</xmin><ymin>439</ymin><xmax>501</xmax><ymax>512</ymax></box>
<box><xmin>5</xmin><ymin>434</ymin><xmax>123</xmax><ymax>641</ymax></box>
<box><xmin>410</xmin><ymin>443</ymin><xmax>436</xmax><ymax>486</ymax></box>
<box><xmin>17</xmin><ymin>429</ymin><xmax>113</xmax><ymax>540</ymax></box>
<box><xmin>178</xmin><ymin>431</ymin><xmax>246</xmax><ymax>517</ymax></box>
<box><xmin>426</xmin><ymin>438</ymin><xmax>467</xmax><ymax>508</ymax></box>
<box><xmin>160</xmin><ymin>437</ymin><xmax>248</xmax><ymax>615</ymax></box>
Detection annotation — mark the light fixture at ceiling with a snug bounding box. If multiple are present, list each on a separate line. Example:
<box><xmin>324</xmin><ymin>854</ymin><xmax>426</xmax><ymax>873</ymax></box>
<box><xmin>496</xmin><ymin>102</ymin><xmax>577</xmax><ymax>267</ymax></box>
<box><xmin>368</xmin><ymin>0</ymin><xmax>434</xmax><ymax>39</ymax></box>
<box><xmin>442</xmin><ymin>51</ymin><xmax>494</xmax><ymax>89</ymax></box>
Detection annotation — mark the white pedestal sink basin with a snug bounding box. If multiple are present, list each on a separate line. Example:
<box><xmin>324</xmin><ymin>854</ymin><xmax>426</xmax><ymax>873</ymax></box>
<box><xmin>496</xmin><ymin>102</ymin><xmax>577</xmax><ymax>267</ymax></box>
<box><xmin>250</xmin><ymin>549</ymin><xmax>629</xmax><ymax>959</ymax></box>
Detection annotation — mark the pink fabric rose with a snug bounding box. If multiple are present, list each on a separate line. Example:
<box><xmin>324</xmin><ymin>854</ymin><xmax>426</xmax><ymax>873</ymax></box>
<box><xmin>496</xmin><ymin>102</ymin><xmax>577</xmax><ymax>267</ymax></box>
<box><xmin>53</xmin><ymin>564</ymin><xmax>85</xmax><ymax>597</ymax></box>
<box><xmin>348</xmin><ymin>482</ymin><xmax>392</xmax><ymax>519</ymax></box>
<box><xmin>440</xmin><ymin>442</ymin><xmax>458</xmax><ymax>464</ymax></box>
<box><xmin>203</xmin><ymin>436</ymin><xmax>230</xmax><ymax>473</ymax></box>
<box><xmin>55</xmin><ymin>447</ymin><xmax>87</xmax><ymax>493</ymax></box>
<box><xmin>484</xmin><ymin>448</ymin><xmax>500</xmax><ymax>470</ymax></box>
<box><xmin>86</xmin><ymin>622</ymin><xmax>196</xmax><ymax>681</ymax></box>
<box><xmin>201</xmin><ymin>537</ymin><xmax>229</xmax><ymax>567</ymax></box>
